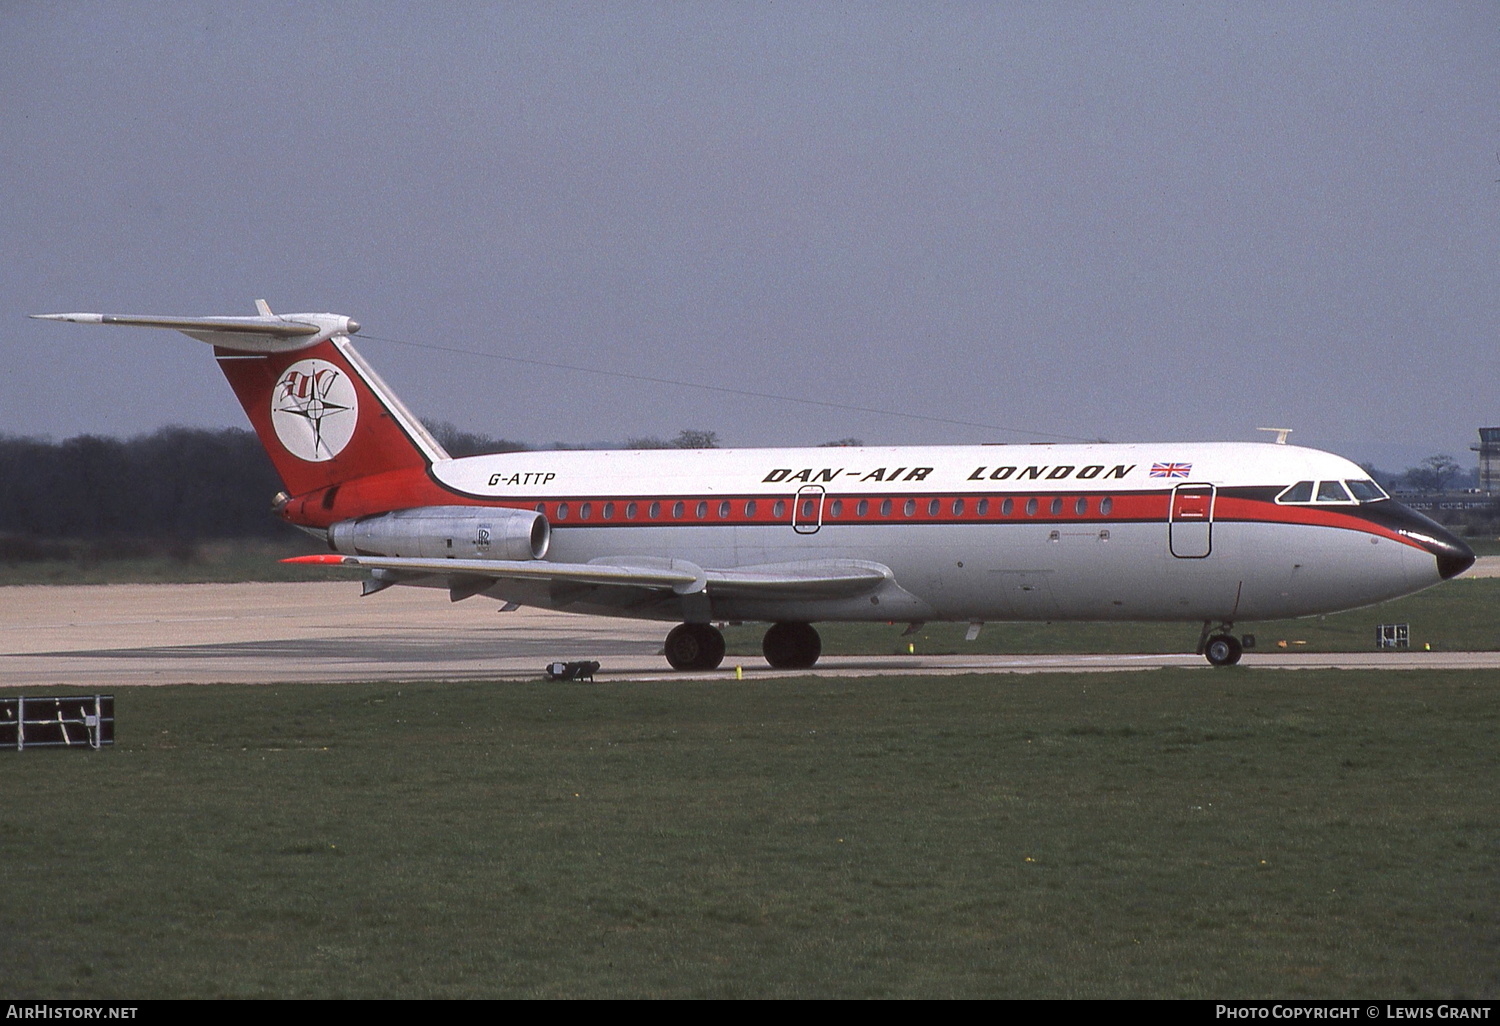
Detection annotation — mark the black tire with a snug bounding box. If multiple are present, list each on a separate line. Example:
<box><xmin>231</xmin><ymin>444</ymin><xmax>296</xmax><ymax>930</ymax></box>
<box><xmin>664</xmin><ymin>623</ymin><xmax>726</xmax><ymax>671</ymax></box>
<box><xmin>762</xmin><ymin>622</ymin><xmax>822</xmax><ymax>669</ymax></box>
<box><xmin>1204</xmin><ymin>634</ymin><xmax>1243</xmax><ymax>667</ymax></box>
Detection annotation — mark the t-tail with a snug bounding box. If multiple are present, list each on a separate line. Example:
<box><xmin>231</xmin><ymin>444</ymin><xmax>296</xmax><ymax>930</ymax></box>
<box><xmin>31</xmin><ymin>302</ymin><xmax>448</xmax><ymax>521</ymax></box>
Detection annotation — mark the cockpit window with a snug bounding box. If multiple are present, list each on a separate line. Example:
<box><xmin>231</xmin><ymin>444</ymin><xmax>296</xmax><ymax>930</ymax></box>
<box><xmin>1346</xmin><ymin>479</ymin><xmax>1388</xmax><ymax>502</ymax></box>
<box><xmin>1277</xmin><ymin>478</ymin><xmax>1386</xmax><ymax>505</ymax></box>
<box><xmin>1277</xmin><ymin>481</ymin><xmax>1315</xmax><ymax>504</ymax></box>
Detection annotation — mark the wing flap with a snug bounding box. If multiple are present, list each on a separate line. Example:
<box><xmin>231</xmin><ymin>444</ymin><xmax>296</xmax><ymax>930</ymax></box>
<box><xmin>704</xmin><ymin>560</ymin><xmax>891</xmax><ymax>598</ymax></box>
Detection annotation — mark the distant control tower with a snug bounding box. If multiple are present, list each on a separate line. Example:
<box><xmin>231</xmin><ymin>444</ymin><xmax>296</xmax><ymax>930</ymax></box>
<box><xmin>1472</xmin><ymin>428</ymin><xmax>1500</xmax><ymax>495</ymax></box>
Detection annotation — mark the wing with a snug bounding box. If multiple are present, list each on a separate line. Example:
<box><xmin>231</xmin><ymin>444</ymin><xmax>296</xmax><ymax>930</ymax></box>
<box><xmin>284</xmin><ymin>553</ymin><xmax>893</xmax><ymax>605</ymax></box>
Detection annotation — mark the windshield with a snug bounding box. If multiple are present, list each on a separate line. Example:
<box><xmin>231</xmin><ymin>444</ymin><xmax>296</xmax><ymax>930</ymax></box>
<box><xmin>1345</xmin><ymin>479</ymin><xmax>1388</xmax><ymax>502</ymax></box>
<box><xmin>1276</xmin><ymin>478</ymin><xmax>1388</xmax><ymax>505</ymax></box>
<box><xmin>1277</xmin><ymin>481</ymin><xmax>1315</xmax><ymax>503</ymax></box>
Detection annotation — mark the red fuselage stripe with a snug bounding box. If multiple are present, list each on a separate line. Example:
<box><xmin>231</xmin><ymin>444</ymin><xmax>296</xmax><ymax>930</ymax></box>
<box><xmin>279</xmin><ymin>471</ymin><xmax>1426</xmax><ymax>554</ymax></box>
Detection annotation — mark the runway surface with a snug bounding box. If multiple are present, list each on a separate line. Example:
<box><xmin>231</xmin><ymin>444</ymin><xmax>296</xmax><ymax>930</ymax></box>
<box><xmin>1462</xmin><ymin>554</ymin><xmax>1500</xmax><ymax>577</ymax></box>
<box><xmin>2</xmin><ymin>580</ymin><xmax>1497</xmax><ymax>686</ymax></box>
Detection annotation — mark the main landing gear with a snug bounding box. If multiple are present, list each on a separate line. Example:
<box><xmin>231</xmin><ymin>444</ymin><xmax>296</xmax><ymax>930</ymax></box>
<box><xmin>662</xmin><ymin>622</ymin><xmax>824</xmax><ymax>671</ymax></box>
<box><xmin>761</xmin><ymin>622</ymin><xmax>821</xmax><ymax>670</ymax></box>
<box><xmin>1198</xmin><ymin>621</ymin><xmax>1244</xmax><ymax>667</ymax></box>
<box><xmin>663</xmin><ymin>623</ymin><xmax>726</xmax><ymax>671</ymax></box>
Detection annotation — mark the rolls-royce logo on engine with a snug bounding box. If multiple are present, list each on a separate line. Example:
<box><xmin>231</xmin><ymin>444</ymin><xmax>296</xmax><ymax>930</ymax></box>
<box><xmin>271</xmin><ymin>359</ymin><xmax>358</xmax><ymax>462</ymax></box>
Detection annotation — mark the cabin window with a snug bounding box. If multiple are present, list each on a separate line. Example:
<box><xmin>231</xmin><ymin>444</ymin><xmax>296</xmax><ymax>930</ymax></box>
<box><xmin>829</xmin><ymin>499</ymin><xmax>843</xmax><ymax>518</ymax></box>
<box><xmin>718</xmin><ymin>500</ymin><xmax>731</xmax><ymax>519</ymax></box>
<box><xmin>556</xmin><ymin>503</ymin><xmax>569</xmax><ymax>520</ymax></box>
<box><xmin>745</xmin><ymin>500</ymin><xmax>757</xmax><ymax>518</ymax></box>
<box><xmin>1075</xmin><ymin>497</ymin><xmax>1088</xmax><ymax>516</ymax></box>
<box><xmin>1001</xmin><ymin>498</ymin><xmax>1014</xmax><ymax>516</ymax></box>
<box><xmin>1049</xmin><ymin>498</ymin><xmax>1062</xmax><ymax>515</ymax></box>
<box><xmin>602</xmin><ymin>502</ymin><xmax>614</xmax><ymax>520</ymax></box>
<box><xmin>976</xmin><ymin>498</ymin><xmax>989</xmax><ymax>516</ymax></box>
<box><xmin>579</xmin><ymin>503</ymin><xmax>592</xmax><ymax>521</ymax></box>
<box><xmin>773</xmin><ymin>500</ymin><xmax>787</xmax><ymax>518</ymax></box>
<box><xmin>880</xmin><ymin>499</ymin><xmax>892</xmax><ymax>517</ymax></box>
<box><xmin>648</xmin><ymin>501</ymin><xmax>661</xmax><ymax>519</ymax></box>
<box><xmin>695</xmin><ymin>501</ymin><xmax>708</xmax><ymax>519</ymax></box>
<box><xmin>928</xmin><ymin>498</ymin><xmax>940</xmax><ymax>516</ymax></box>
<box><xmin>672</xmin><ymin>501</ymin><xmax>685</xmax><ymax>519</ymax></box>
<box><xmin>1099</xmin><ymin>497</ymin><xmax>1113</xmax><ymax>516</ymax></box>
<box><xmin>1025</xmin><ymin>498</ymin><xmax>1038</xmax><ymax>516</ymax></box>
<box><xmin>952</xmin><ymin>498</ymin><xmax>965</xmax><ymax>516</ymax></box>
<box><xmin>535</xmin><ymin>503</ymin><xmax>545</xmax><ymax>513</ymax></box>
<box><xmin>625</xmin><ymin>502</ymin><xmax>638</xmax><ymax>520</ymax></box>
<box><xmin>856</xmin><ymin>499</ymin><xmax>869</xmax><ymax>517</ymax></box>
<box><xmin>904</xmin><ymin>499</ymin><xmax>916</xmax><ymax>517</ymax></box>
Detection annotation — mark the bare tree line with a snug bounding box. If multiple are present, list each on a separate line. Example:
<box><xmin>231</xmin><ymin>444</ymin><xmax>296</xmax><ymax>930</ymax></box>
<box><xmin>0</xmin><ymin>425</ymin><xmax>1479</xmax><ymax>547</ymax></box>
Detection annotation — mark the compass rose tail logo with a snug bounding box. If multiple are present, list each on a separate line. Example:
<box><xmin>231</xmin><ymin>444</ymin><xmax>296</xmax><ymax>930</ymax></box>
<box><xmin>271</xmin><ymin>359</ymin><xmax>359</xmax><ymax>462</ymax></box>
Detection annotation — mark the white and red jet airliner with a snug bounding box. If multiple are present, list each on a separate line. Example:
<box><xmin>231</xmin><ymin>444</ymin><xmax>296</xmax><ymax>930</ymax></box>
<box><xmin>34</xmin><ymin>303</ymin><xmax>1474</xmax><ymax>668</ymax></box>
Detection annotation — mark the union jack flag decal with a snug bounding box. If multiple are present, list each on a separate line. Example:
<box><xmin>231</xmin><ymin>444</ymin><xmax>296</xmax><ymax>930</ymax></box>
<box><xmin>1150</xmin><ymin>462</ymin><xmax>1192</xmax><ymax>478</ymax></box>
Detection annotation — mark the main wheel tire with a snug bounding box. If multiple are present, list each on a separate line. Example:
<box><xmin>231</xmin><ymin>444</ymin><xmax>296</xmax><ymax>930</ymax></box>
<box><xmin>1204</xmin><ymin>634</ymin><xmax>1243</xmax><ymax>667</ymax></box>
<box><xmin>664</xmin><ymin>623</ymin><xmax>726</xmax><ymax>671</ymax></box>
<box><xmin>762</xmin><ymin>622</ymin><xmax>822</xmax><ymax>669</ymax></box>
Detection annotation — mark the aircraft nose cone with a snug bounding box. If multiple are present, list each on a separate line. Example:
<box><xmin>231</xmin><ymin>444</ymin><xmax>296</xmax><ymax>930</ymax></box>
<box><xmin>1434</xmin><ymin>533</ymin><xmax>1476</xmax><ymax>580</ymax></box>
<box><xmin>1383</xmin><ymin>503</ymin><xmax>1476</xmax><ymax>580</ymax></box>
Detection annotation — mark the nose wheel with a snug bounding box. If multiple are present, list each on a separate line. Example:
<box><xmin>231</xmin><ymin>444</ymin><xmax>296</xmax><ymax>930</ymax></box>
<box><xmin>1204</xmin><ymin>634</ymin><xmax>1243</xmax><ymax>667</ymax></box>
<box><xmin>663</xmin><ymin>623</ymin><xmax>726</xmax><ymax>670</ymax></box>
<box><xmin>1197</xmin><ymin>620</ymin><xmax>1245</xmax><ymax>666</ymax></box>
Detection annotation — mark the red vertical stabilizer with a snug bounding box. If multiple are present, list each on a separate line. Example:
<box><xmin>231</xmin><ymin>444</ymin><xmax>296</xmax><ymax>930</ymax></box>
<box><xmin>214</xmin><ymin>334</ymin><xmax>447</xmax><ymax>499</ymax></box>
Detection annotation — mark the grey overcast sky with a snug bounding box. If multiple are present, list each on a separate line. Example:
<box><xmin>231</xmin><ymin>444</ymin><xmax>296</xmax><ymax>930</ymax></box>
<box><xmin>3</xmin><ymin>2</ymin><xmax>1497</xmax><ymax>470</ymax></box>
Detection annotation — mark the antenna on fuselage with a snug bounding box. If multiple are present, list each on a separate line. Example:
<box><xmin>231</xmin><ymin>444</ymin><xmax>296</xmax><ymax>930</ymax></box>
<box><xmin>1257</xmin><ymin>427</ymin><xmax>1294</xmax><ymax>445</ymax></box>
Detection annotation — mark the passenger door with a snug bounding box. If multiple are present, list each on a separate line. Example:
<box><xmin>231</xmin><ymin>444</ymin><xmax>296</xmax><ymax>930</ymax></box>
<box><xmin>791</xmin><ymin>485</ymin><xmax>825</xmax><ymax>535</ymax></box>
<box><xmin>1169</xmin><ymin>483</ymin><xmax>1215</xmax><ymax>558</ymax></box>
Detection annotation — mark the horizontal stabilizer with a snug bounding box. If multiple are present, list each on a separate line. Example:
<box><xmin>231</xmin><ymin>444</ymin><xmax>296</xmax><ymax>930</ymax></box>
<box><xmin>31</xmin><ymin>302</ymin><xmax>359</xmax><ymax>353</ymax></box>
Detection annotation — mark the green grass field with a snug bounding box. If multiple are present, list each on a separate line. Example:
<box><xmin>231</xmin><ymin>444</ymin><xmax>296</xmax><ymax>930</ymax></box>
<box><xmin>2</xmin><ymin>671</ymin><xmax>1496</xmax><ymax>998</ymax></box>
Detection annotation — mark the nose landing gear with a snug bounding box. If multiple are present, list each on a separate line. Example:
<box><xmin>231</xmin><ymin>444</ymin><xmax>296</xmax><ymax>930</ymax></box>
<box><xmin>1198</xmin><ymin>620</ymin><xmax>1244</xmax><ymax>666</ymax></box>
<box><xmin>1203</xmin><ymin>634</ymin><xmax>1243</xmax><ymax>666</ymax></box>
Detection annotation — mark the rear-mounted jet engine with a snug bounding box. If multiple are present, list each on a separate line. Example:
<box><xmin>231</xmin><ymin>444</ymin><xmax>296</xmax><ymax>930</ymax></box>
<box><xmin>328</xmin><ymin>506</ymin><xmax>550</xmax><ymax>561</ymax></box>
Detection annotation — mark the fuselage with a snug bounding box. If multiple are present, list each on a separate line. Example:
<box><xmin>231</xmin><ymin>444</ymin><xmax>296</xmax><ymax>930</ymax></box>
<box><xmin>299</xmin><ymin>440</ymin><xmax>1474</xmax><ymax>625</ymax></box>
